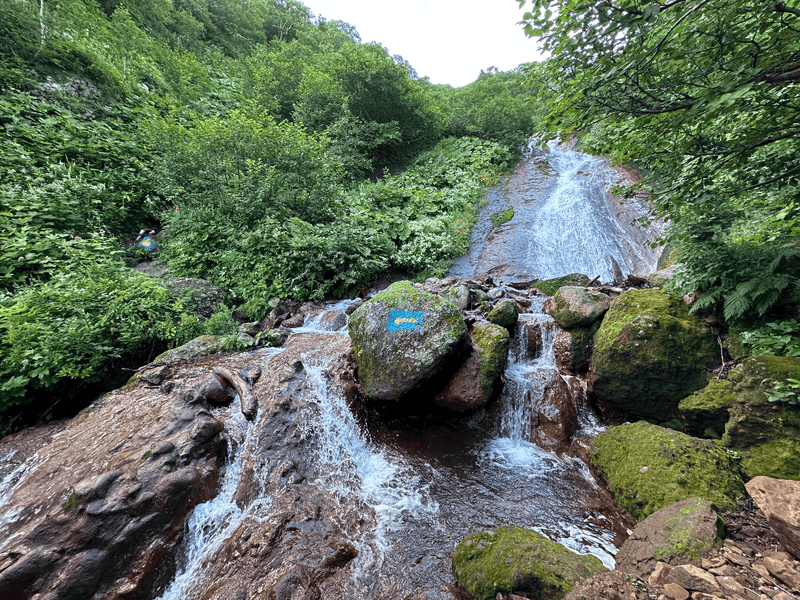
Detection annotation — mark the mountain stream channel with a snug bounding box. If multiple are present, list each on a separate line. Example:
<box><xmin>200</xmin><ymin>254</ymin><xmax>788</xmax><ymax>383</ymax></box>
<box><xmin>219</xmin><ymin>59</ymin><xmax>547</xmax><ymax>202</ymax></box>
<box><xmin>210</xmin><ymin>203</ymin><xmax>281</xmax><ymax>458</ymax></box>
<box><xmin>0</xmin><ymin>142</ymin><xmax>666</xmax><ymax>599</ymax></box>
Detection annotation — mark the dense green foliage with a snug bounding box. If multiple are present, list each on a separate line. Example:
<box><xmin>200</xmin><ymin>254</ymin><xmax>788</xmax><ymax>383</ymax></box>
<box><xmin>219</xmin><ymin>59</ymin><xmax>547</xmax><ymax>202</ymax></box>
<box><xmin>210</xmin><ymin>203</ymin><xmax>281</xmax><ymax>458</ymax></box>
<box><xmin>0</xmin><ymin>0</ymin><xmax>531</xmax><ymax>422</ymax></box>
<box><xmin>521</xmin><ymin>0</ymin><xmax>800</xmax><ymax>339</ymax></box>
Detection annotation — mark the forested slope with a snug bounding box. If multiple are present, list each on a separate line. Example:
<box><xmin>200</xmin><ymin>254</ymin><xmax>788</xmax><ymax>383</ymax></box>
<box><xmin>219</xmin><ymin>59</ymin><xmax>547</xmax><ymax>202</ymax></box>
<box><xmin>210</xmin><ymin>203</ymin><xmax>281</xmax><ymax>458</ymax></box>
<box><xmin>0</xmin><ymin>0</ymin><xmax>541</xmax><ymax>427</ymax></box>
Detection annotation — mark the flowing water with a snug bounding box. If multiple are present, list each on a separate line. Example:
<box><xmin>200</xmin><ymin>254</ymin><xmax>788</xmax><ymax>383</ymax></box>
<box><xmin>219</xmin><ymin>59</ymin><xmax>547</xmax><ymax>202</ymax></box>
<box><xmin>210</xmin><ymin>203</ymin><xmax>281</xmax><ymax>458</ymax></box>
<box><xmin>0</xmin><ymin>144</ymin><xmax>660</xmax><ymax>598</ymax></box>
<box><xmin>450</xmin><ymin>140</ymin><xmax>663</xmax><ymax>282</ymax></box>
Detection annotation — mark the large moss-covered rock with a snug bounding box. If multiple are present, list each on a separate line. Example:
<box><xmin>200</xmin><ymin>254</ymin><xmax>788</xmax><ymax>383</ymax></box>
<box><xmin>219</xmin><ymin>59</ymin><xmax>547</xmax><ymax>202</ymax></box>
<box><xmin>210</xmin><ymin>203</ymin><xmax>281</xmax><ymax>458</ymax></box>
<box><xmin>533</xmin><ymin>273</ymin><xmax>591</xmax><ymax>297</ymax></box>
<box><xmin>679</xmin><ymin>379</ymin><xmax>736</xmax><ymax>438</ymax></box>
<box><xmin>453</xmin><ymin>526</ymin><xmax>607</xmax><ymax>600</ymax></box>
<box><xmin>435</xmin><ymin>321</ymin><xmax>510</xmax><ymax>412</ymax></box>
<box><xmin>487</xmin><ymin>298</ymin><xmax>519</xmax><ymax>330</ymax></box>
<box><xmin>721</xmin><ymin>355</ymin><xmax>800</xmax><ymax>480</ymax></box>
<box><xmin>591</xmin><ymin>289</ymin><xmax>718</xmax><ymax>422</ymax></box>
<box><xmin>348</xmin><ymin>281</ymin><xmax>470</xmax><ymax>401</ymax></box>
<box><xmin>615</xmin><ymin>497</ymin><xmax>724</xmax><ymax>577</ymax></box>
<box><xmin>590</xmin><ymin>421</ymin><xmax>745</xmax><ymax>520</ymax></box>
<box><xmin>545</xmin><ymin>286</ymin><xmax>611</xmax><ymax>329</ymax></box>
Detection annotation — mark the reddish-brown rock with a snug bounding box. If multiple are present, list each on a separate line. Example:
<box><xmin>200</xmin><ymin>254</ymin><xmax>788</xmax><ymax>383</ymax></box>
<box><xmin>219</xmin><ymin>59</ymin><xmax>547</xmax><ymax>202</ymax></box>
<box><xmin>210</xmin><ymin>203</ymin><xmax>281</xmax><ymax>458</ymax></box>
<box><xmin>745</xmin><ymin>476</ymin><xmax>800</xmax><ymax>560</ymax></box>
<box><xmin>532</xmin><ymin>373</ymin><xmax>577</xmax><ymax>455</ymax></box>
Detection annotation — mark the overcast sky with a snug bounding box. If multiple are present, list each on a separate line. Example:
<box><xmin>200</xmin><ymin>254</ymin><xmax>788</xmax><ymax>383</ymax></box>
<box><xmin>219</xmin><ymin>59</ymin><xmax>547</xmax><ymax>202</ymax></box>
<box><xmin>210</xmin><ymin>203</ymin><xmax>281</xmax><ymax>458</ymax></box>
<box><xmin>301</xmin><ymin>0</ymin><xmax>545</xmax><ymax>87</ymax></box>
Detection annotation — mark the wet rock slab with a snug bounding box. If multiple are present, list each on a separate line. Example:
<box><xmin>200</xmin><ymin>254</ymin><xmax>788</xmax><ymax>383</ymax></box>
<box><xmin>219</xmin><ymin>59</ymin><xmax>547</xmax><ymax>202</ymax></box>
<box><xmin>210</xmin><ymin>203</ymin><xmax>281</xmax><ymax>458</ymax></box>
<box><xmin>0</xmin><ymin>365</ymin><xmax>229</xmax><ymax>599</ymax></box>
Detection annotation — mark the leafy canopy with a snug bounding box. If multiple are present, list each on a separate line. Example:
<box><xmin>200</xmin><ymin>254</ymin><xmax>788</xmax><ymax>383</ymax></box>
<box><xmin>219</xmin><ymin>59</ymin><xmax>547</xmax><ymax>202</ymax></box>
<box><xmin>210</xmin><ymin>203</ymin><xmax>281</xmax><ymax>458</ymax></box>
<box><xmin>521</xmin><ymin>0</ymin><xmax>800</xmax><ymax>326</ymax></box>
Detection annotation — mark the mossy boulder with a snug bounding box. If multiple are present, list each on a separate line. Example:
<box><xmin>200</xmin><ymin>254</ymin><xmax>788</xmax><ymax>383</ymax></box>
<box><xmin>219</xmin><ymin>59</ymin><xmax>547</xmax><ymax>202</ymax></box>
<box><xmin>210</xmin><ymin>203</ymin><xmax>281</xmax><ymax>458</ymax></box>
<box><xmin>590</xmin><ymin>421</ymin><xmax>745</xmax><ymax>520</ymax></box>
<box><xmin>644</xmin><ymin>264</ymin><xmax>681</xmax><ymax>288</ymax></box>
<box><xmin>533</xmin><ymin>273</ymin><xmax>590</xmax><ymax>297</ymax></box>
<box><xmin>545</xmin><ymin>286</ymin><xmax>611</xmax><ymax>329</ymax></box>
<box><xmin>615</xmin><ymin>497</ymin><xmax>724</xmax><ymax>577</ymax></box>
<box><xmin>435</xmin><ymin>321</ymin><xmax>510</xmax><ymax>411</ymax></box>
<box><xmin>152</xmin><ymin>335</ymin><xmax>225</xmax><ymax>364</ymax></box>
<box><xmin>348</xmin><ymin>281</ymin><xmax>470</xmax><ymax>401</ymax></box>
<box><xmin>679</xmin><ymin>379</ymin><xmax>736</xmax><ymax>438</ymax></box>
<box><xmin>447</xmin><ymin>284</ymin><xmax>471</xmax><ymax>310</ymax></box>
<box><xmin>721</xmin><ymin>355</ymin><xmax>800</xmax><ymax>480</ymax></box>
<box><xmin>453</xmin><ymin>526</ymin><xmax>607</xmax><ymax>600</ymax></box>
<box><xmin>591</xmin><ymin>289</ymin><xmax>718</xmax><ymax>422</ymax></box>
<box><xmin>487</xmin><ymin>298</ymin><xmax>519</xmax><ymax>330</ymax></box>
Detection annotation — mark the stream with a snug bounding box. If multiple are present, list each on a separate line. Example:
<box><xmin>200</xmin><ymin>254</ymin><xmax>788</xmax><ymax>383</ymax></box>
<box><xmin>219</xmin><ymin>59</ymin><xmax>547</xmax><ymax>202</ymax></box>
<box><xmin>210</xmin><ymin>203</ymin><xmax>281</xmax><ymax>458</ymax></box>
<box><xmin>151</xmin><ymin>144</ymin><xmax>658</xmax><ymax>598</ymax></box>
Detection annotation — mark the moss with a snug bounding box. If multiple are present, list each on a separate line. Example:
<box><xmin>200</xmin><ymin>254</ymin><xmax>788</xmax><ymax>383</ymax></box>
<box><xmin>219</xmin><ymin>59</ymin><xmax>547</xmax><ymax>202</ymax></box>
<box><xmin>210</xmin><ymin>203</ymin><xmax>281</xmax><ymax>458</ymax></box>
<box><xmin>62</xmin><ymin>493</ymin><xmax>78</xmax><ymax>511</ymax></box>
<box><xmin>657</xmin><ymin>244</ymin><xmax>680</xmax><ymax>270</ymax></box>
<box><xmin>490</xmin><ymin>208</ymin><xmax>514</xmax><ymax>227</ymax></box>
<box><xmin>533</xmin><ymin>273</ymin><xmax>590</xmax><ymax>297</ymax></box>
<box><xmin>142</xmin><ymin>450</ymin><xmax>152</xmax><ymax>461</ymax></box>
<box><xmin>487</xmin><ymin>299</ymin><xmax>518</xmax><ymax>330</ymax></box>
<box><xmin>453</xmin><ymin>526</ymin><xmax>607</xmax><ymax>600</ymax></box>
<box><xmin>591</xmin><ymin>289</ymin><xmax>718</xmax><ymax>422</ymax></box>
<box><xmin>725</xmin><ymin>328</ymin><xmax>746</xmax><ymax>360</ymax></box>
<box><xmin>720</xmin><ymin>356</ymin><xmax>800</xmax><ymax>479</ymax></box>
<box><xmin>473</xmin><ymin>322</ymin><xmax>510</xmax><ymax>395</ymax></box>
<box><xmin>590</xmin><ymin>421</ymin><xmax>745</xmax><ymax>521</ymax></box>
<box><xmin>679</xmin><ymin>380</ymin><xmax>736</xmax><ymax>437</ymax></box>
<box><xmin>568</xmin><ymin>322</ymin><xmax>601</xmax><ymax>373</ymax></box>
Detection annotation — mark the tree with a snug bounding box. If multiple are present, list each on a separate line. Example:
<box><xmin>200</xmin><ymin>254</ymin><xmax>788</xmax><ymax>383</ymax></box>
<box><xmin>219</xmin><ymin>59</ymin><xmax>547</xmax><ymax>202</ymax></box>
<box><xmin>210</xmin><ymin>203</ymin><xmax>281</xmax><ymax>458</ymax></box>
<box><xmin>520</xmin><ymin>0</ymin><xmax>800</xmax><ymax>324</ymax></box>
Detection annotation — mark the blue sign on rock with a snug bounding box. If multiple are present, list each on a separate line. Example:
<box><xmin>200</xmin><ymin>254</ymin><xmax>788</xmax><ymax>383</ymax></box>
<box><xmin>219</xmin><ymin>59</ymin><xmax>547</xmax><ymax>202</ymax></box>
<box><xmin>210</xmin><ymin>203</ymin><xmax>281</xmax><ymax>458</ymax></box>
<box><xmin>387</xmin><ymin>309</ymin><xmax>423</xmax><ymax>332</ymax></box>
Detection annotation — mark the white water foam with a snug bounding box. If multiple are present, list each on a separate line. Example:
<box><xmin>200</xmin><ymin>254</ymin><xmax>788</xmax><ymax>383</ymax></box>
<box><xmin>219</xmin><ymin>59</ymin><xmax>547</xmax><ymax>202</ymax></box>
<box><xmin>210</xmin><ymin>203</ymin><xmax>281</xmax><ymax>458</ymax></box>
<box><xmin>301</xmin><ymin>357</ymin><xmax>437</xmax><ymax>578</ymax></box>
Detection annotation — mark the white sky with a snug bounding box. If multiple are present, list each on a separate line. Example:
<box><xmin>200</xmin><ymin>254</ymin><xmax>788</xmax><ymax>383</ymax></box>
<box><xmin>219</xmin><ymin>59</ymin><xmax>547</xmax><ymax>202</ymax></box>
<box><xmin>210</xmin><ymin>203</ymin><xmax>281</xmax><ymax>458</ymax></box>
<box><xmin>301</xmin><ymin>0</ymin><xmax>545</xmax><ymax>87</ymax></box>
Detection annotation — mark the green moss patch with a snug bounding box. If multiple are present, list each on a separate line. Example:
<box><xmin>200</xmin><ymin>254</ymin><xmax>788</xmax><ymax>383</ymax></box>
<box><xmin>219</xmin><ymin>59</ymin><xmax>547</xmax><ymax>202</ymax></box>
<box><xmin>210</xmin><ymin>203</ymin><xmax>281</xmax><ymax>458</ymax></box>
<box><xmin>533</xmin><ymin>273</ymin><xmax>590</xmax><ymax>297</ymax></box>
<box><xmin>490</xmin><ymin>208</ymin><xmax>514</xmax><ymax>227</ymax></box>
<box><xmin>453</xmin><ymin>526</ymin><xmax>607</xmax><ymax>600</ymax></box>
<box><xmin>591</xmin><ymin>289</ymin><xmax>718</xmax><ymax>422</ymax></box>
<box><xmin>590</xmin><ymin>421</ymin><xmax>745</xmax><ymax>521</ymax></box>
<box><xmin>720</xmin><ymin>356</ymin><xmax>800</xmax><ymax>480</ymax></box>
<box><xmin>472</xmin><ymin>321</ymin><xmax>510</xmax><ymax>396</ymax></box>
<box><xmin>679</xmin><ymin>379</ymin><xmax>736</xmax><ymax>437</ymax></box>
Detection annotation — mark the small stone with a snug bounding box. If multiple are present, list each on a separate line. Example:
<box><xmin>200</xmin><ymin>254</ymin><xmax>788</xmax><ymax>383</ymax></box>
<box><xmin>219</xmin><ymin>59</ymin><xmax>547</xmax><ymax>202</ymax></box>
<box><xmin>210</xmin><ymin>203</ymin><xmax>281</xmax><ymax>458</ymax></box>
<box><xmin>702</xmin><ymin>557</ymin><xmax>726</xmax><ymax>570</ymax></box>
<box><xmin>640</xmin><ymin>466</ymin><xmax>649</xmax><ymax>473</ymax></box>
<box><xmin>753</xmin><ymin>563</ymin><xmax>779</xmax><ymax>585</ymax></box>
<box><xmin>664</xmin><ymin>582</ymin><xmax>690</xmax><ymax>600</ymax></box>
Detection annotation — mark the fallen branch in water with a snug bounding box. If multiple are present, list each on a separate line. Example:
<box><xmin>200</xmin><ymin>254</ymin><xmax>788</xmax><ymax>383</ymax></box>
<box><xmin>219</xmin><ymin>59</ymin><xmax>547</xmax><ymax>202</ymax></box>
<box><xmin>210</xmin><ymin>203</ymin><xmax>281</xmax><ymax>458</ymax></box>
<box><xmin>213</xmin><ymin>367</ymin><xmax>257</xmax><ymax>420</ymax></box>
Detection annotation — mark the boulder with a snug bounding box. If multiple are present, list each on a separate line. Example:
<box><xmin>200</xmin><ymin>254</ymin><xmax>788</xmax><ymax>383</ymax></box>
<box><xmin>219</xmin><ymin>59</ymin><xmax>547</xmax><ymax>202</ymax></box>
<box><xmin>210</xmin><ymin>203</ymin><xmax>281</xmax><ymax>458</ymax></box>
<box><xmin>347</xmin><ymin>281</ymin><xmax>470</xmax><ymax>401</ymax></box>
<box><xmin>590</xmin><ymin>289</ymin><xmax>719</xmax><ymax>422</ymax></box>
<box><xmin>644</xmin><ymin>264</ymin><xmax>681</xmax><ymax>288</ymax></box>
<box><xmin>590</xmin><ymin>421</ymin><xmax>745</xmax><ymax>520</ymax></box>
<box><xmin>532</xmin><ymin>273</ymin><xmax>591</xmax><ymax>297</ymax></box>
<box><xmin>452</xmin><ymin>526</ymin><xmax>607</xmax><ymax>600</ymax></box>
<box><xmin>151</xmin><ymin>334</ymin><xmax>225</xmax><ymax>365</ymax></box>
<box><xmin>317</xmin><ymin>309</ymin><xmax>348</xmax><ymax>331</ymax></box>
<box><xmin>0</xmin><ymin>366</ymin><xmax>227</xmax><ymax>599</ymax></box>
<box><xmin>679</xmin><ymin>379</ymin><xmax>736</xmax><ymax>438</ymax></box>
<box><xmin>745</xmin><ymin>477</ymin><xmax>800</xmax><ymax>560</ymax></box>
<box><xmin>447</xmin><ymin>284</ymin><xmax>471</xmax><ymax>310</ymax></box>
<box><xmin>435</xmin><ymin>321</ymin><xmax>510</xmax><ymax>412</ymax></box>
<box><xmin>721</xmin><ymin>356</ymin><xmax>800</xmax><ymax>480</ymax></box>
<box><xmin>615</xmin><ymin>498</ymin><xmax>724</xmax><ymax>578</ymax></box>
<box><xmin>487</xmin><ymin>298</ymin><xmax>519</xmax><ymax>330</ymax></box>
<box><xmin>545</xmin><ymin>286</ymin><xmax>611</xmax><ymax>329</ymax></box>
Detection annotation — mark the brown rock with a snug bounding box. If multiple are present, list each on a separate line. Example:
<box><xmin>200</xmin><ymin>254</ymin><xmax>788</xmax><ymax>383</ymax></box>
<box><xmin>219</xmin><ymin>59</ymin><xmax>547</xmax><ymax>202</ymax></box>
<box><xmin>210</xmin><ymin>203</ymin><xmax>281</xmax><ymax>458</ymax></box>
<box><xmin>668</xmin><ymin>565</ymin><xmax>721</xmax><ymax>594</ymax></box>
<box><xmin>0</xmin><ymin>365</ymin><xmax>227</xmax><ymax>599</ymax></box>
<box><xmin>532</xmin><ymin>373</ymin><xmax>577</xmax><ymax>454</ymax></box>
<box><xmin>564</xmin><ymin>570</ymin><xmax>651</xmax><ymax>600</ymax></box>
<box><xmin>281</xmin><ymin>313</ymin><xmax>305</xmax><ymax>328</ymax></box>
<box><xmin>753</xmin><ymin>563</ymin><xmax>779</xmax><ymax>586</ymax></box>
<box><xmin>746</xmin><ymin>477</ymin><xmax>800</xmax><ymax>561</ymax></box>
<box><xmin>553</xmin><ymin>328</ymin><xmax>575</xmax><ymax>372</ymax></box>
<box><xmin>650</xmin><ymin>562</ymin><xmax>674</xmax><ymax>586</ymax></box>
<box><xmin>616</xmin><ymin>498</ymin><xmax>724</xmax><ymax>578</ymax></box>
<box><xmin>435</xmin><ymin>344</ymin><xmax>491</xmax><ymax>411</ymax></box>
<box><xmin>763</xmin><ymin>557</ymin><xmax>800</xmax><ymax>592</ymax></box>
<box><xmin>665</xmin><ymin>582</ymin><xmax>690</xmax><ymax>600</ymax></box>
<box><xmin>317</xmin><ymin>309</ymin><xmax>348</xmax><ymax>331</ymax></box>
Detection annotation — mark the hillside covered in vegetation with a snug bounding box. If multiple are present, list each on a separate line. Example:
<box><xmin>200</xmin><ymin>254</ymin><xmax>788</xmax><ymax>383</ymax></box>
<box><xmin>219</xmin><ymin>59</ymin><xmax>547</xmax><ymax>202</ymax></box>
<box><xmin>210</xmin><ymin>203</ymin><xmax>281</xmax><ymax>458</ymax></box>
<box><xmin>0</xmin><ymin>0</ymin><xmax>543</xmax><ymax>428</ymax></box>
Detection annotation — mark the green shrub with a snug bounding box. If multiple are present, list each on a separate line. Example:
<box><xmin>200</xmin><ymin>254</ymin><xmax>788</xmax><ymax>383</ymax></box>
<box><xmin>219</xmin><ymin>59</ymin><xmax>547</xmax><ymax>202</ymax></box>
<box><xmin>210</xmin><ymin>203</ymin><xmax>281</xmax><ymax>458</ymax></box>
<box><xmin>0</xmin><ymin>262</ymin><xmax>188</xmax><ymax>411</ymax></box>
